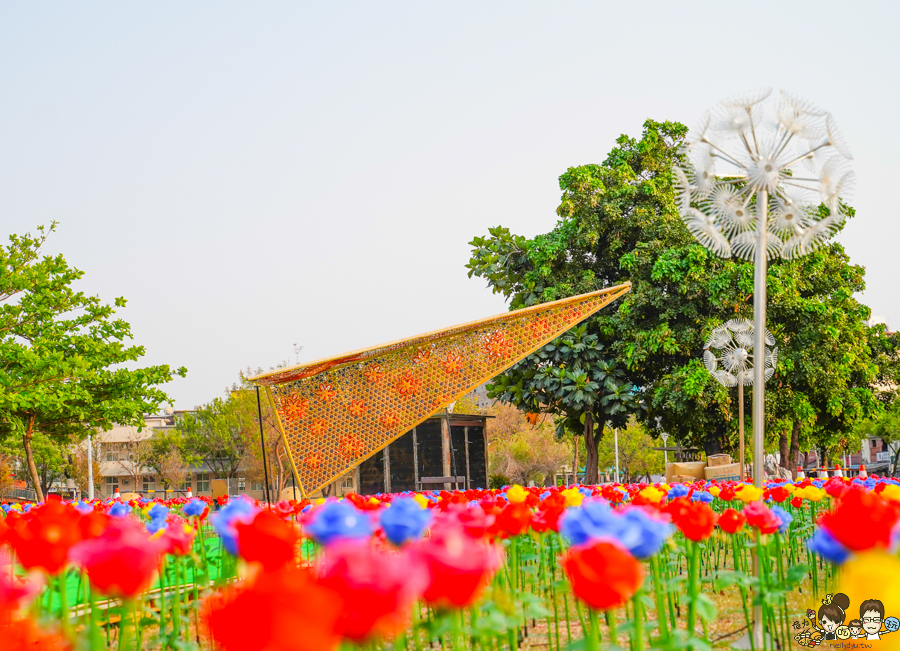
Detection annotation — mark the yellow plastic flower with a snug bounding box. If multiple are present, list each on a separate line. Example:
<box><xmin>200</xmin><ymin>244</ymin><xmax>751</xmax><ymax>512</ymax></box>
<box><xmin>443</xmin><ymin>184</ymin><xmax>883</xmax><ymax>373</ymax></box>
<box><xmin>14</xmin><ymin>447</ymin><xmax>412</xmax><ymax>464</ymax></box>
<box><xmin>412</xmin><ymin>493</ymin><xmax>430</xmax><ymax>509</ymax></box>
<box><xmin>840</xmin><ymin>550</ymin><xmax>900</xmax><ymax>644</ymax></box>
<box><xmin>367</xmin><ymin>497</ymin><xmax>380</xmax><ymax>507</ymax></box>
<box><xmin>784</xmin><ymin>484</ymin><xmax>797</xmax><ymax>494</ymax></box>
<box><xmin>659</xmin><ymin>483</ymin><xmax>671</xmax><ymax>492</ymax></box>
<box><xmin>561</xmin><ymin>487</ymin><xmax>583</xmax><ymax>507</ymax></box>
<box><xmin>639</xmin><ymin>486</ymin><xmax>666</xmax><ymax>504</ymax></box>
<box><xmin>798</xmin><ymin>486</ymin><xmax>825</xmax><ymax>502</ymax></box>
<box><xmin>880</xmin><ymin>484</ymin><xmax>900</xmax><ymax>502</ymax></box>
<box><xmin>506</xmin><ymin>484</ymin><xmax>528</xmax><ymax>504</ymax></box>
<box><xmin>736</xmin><ymin>485</ymin><xmax>763</xmax><ymax>503</ymax></box>
<box><xmin>315</xmin><ymin>497</ymin><xmax>326</xmax><ymax>505</ymax></box>
<box><xmin>708</xmin><ymin>486</ymin><xmax>721</xmax><ymax>497</ymax></box>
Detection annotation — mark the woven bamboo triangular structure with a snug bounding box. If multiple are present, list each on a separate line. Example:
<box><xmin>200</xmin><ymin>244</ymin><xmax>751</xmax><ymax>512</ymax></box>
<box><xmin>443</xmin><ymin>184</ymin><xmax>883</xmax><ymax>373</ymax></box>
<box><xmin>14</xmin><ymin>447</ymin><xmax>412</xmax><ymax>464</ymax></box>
<box><xmin>250</xmin><ymin>283</ymin><xmax>630</xmax><ymax>496</ymax></box>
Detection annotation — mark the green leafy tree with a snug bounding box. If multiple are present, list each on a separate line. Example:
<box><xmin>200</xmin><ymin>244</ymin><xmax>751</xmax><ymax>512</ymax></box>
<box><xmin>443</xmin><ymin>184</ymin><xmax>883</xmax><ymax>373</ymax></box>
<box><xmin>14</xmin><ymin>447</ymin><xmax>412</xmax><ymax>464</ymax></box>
<box><xmin>175</xmin><ymin>397</ymin><xmax>253</xmax><ymax>479</ymax></box>
<box><xmin>486</xmin><ymin>324</ymin><xmax>639</xmax><ymax>483</ymax></box>
<box><xmin>0</xmin><ymin>224</ymin><xmax>186</xmax><ymax>500</ymax></box>
<box><xmin>468</xmin><ymin>120</ymin><xmax>898</xmax><ymax>476</ymax></box>
<box><xmin>597</xmin><ymin>418</ymin><xmax>664</xmax><ymax>483</ymax></box>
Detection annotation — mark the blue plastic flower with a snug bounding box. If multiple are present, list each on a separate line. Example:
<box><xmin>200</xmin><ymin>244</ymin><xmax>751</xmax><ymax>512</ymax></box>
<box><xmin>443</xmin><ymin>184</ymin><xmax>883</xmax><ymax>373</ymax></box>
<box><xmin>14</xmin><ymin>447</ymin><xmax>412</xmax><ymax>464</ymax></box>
<box><xmin>807</xmin><ymin>528</ymin><xmax>851</xmax><ymax>565</ymax></box>
<box><xmin>1</xmin><ymin>504</ymin><xmax>10</xmax><ymax>513</ymax></box>
<box><xmin>691</xmin><ymin>491</ymin><xmax>714</xmax><ymax>504</ymax></box>
<box><xmin>75</xmin><ymin>501</ymin><xmax>93</xmax><ymax>514</ymax></box>
<box><xmin>148</xmin><ymin>504</ymin><xmax>169</xmax><ymax>521</ymax></box>
<box><xmin>615</xmin><ymin>507</ymin><xmax>672</xmax><ymax>559</ymax></box>
<box><xmin>210</xmin><ymin>497</ymin><xmax>258</xmax><ymax>555</ymax></box>
<box><xmin>770</xmin><ymin>505</ymin><xmax>793</xmax><ymax>534</ymax></box>
<box><xmin>146</xmin><ymin>517</ymin><xmax>168</xmax><ymax>534</ymax></box>
<box><xmin>379</xmin><ymin>497</ymin><xmax>432</xmax><ymax>546</ymax></box>
<box><xmin>560</xmin><ymin>500</ymin><xmax>619</xmax><ymax>546</ymax></box>
<box><xmin>305</xmin><ymin>500</ymin><xmax>372</xmax><ymax>546</ymax></box>
<box><xmin>183</xmin><ymin>499</ymin><xmax>206</xmax><ymax>517</ymax></box>
<box><xmin>109</xmin><ymin>502</ymin><xmax>132</xmax><ymax>518</ymax></box>
<box><xmin>668</xmin><ymin>484</ymin><xmax>690</xmax><ymax>499</ymax></box>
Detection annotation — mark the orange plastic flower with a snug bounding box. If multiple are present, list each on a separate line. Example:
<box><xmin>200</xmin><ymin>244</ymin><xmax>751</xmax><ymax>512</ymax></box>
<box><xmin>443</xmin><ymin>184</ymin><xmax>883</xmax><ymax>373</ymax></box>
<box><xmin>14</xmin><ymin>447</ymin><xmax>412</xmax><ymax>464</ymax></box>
<box><xmin>204</xmin><ymin>567</ymin><xmax>342</xmax><ymax>651</ymax></box>
<box><xmin>315</xmin><ymin>383</ymin><xmax>337</xmax><ymax>402</ymax></box>
<box><xmin>235</xmin><ymin>510</ymin><xmax>299</xmax><ymax>572</ymax></box>
<box><xmin>441</xmin><ymin>353</ymin><xmax>464</xmax><ymax>375</ymax></box>
<box><xmin>6</xmin><ymin>496</ymin><xmax>82</xmax><ymax>574</ymax></box>
<box><xmin>363</xmin><ymin>364</ymin><xmax>384</xmax><ymax>384</ymax></box>
<box><xmin>379</xmin><ymin>411</ymin><xmax>401</xmax><ymax>430</ymax></box>
<box><xmin>563</xmin><ymin>540</ymin><xmax>643</xmax><ymax>610</ymax></box>
<box><xmin>278</xmin><ymin>395</ymin><xmax>309</xmax><ymax>421</ymax></box>
<box><xmin>308</xmin><ymin>419</ymin><xmax>328</xmax><ymax>437</ymax></box>
<box><xmin>482</xmin><ymin>332</ymin><xmax>512</xmax><ymax>361</ymax></box>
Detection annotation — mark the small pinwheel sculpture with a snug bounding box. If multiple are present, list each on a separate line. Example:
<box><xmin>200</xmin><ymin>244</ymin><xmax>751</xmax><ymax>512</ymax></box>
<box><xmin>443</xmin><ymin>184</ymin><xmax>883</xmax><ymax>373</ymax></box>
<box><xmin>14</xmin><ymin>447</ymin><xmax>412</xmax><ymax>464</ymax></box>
<box><xmin>703</xmin><ymin>318</ymin><xmax>777</xmax><ymax>388</ymax></box>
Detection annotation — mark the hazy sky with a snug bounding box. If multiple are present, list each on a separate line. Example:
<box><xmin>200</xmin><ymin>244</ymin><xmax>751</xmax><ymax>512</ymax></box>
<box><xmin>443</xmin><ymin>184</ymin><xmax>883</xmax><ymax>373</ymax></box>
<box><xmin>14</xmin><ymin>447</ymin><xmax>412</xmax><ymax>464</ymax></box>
<box><xmin>2</xmin><ymin>2</ymin><xmax>898</xmax><ymax>410</ymax></box>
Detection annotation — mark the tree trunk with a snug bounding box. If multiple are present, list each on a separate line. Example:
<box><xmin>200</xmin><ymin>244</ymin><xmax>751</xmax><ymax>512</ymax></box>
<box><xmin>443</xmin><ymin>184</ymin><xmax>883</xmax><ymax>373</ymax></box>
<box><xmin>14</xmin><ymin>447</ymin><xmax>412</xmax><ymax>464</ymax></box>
<box><xmin>583</xmin><ymin>413</ymin><xmax>598</xmax><ymax>485</ymax></box>
<box><xmin>572</xmin><ymin>434</ymin><xmax>579</xmax><ymax>485</ymax></box>
<box><xmin>789</xmin><ymin>421</ymin><xmax>801</xmax><ymax>479</ymax></box>
<box><xmin>22</xmin><ymin>417</ymin><xmax>44</xmax><ymax>502</ymax></box>
<box><xmin>778</xmin><ymin>428</ymin><xmax>789</xmax><ymax>471</ymax></box>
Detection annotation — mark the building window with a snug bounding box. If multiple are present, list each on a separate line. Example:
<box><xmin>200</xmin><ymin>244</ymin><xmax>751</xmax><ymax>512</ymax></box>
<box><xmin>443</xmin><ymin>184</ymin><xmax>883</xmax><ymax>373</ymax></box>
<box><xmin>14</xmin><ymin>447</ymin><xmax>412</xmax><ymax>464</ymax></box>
<box><xmin>105</xmin><ymin>476</ymin><xmax>119</xmax><ymax>494</ymax></box>
<box><xmin>105</xmin><ymin>444</ymin><xmax>117</xmax><ymax>462</ymax></box>
<box><xmin>341</xmin><ymin>475</ymin><xmax>354</xmax><ymax>489</ymax></box>
<box><xmin>237</xmin><ymin>477</ymin><xmax>246</xmax><ymax>492</ymax></box>
<box><xmin>143</xmin><ymin>476</ymin><xmax>155</xmax><ymax>492</ymax></box>
<box><xmin>180</xmin><ymin>478</ymin><xmax>191</xmax><ymax>492</ymax></box>
<box><xmin>251</xmin><ymin>480</ymin><xmax>264</xmax><ymax>492</ymax></box>
<box><xmin>196</xmin><ymin>473</ymin><xmax>210</xmax><ymax>493</ymax></box>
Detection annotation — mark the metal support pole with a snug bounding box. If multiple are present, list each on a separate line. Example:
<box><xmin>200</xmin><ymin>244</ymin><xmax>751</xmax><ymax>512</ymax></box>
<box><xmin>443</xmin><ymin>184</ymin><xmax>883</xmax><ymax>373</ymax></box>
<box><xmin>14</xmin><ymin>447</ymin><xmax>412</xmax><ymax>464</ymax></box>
<box><xmin>739</xmin><ymin>382</ymin><xmax>745</xmax><ymax>482</ymax></box>
<box><xmin>87</xmin><ymin>433</ymin><xmax>94</xmax><ymax>500</ymax></box>
<box><xmin>614</xmin><ymin>428</ymin><xmax>620</xmax><ymax>484</ymax></box>
<box><xmin>751</xmin><ymin>189</ymin><xmax>768</xmax><ymax>649</ymax></box>
<box><xmin>256</xmin><ymin>386</ymin><xmax>272</xmax><ymax>506</ymax></box>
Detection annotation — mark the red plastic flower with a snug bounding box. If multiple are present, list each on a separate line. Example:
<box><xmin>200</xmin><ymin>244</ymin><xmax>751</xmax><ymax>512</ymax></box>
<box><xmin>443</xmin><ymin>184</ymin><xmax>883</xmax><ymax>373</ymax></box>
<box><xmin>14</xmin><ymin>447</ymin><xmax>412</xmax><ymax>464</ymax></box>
<box><xmin>742</xmin><ymin>501</ymin><xmax>780</xmax><ymax>535</ymax></box>
<box><xmin>767</xmin><ymin>486</ymin><xmax>790</xmax><ymax>503</ymax></box>
<box><xmin>1</xmin><ymin>616</ymin><xmax>71</xmax><ymax>651</ymax></box>
<box><xmin>204</xmin><ymin>567</ymin><xmax>342</xmax><ymax>651</ymax></box>
<box><xmin>818</xmin><ymin>487</ymin><xmax>900</xmax><ymax>551</ymax></box>
<box><xmin>318</xmin><ymin>540</ymin><xmax>427</xmax><ymax>642</ymax></box>
<box><xmin>5</xmin><ymin>496</ymin><xmax>82</xmax><ymax>574</ymax></box>
<box><xmin>665</xmin><ymin>498</ymin><xmax>718</xmax><ymax>541</ymax></box>
<box><xmin>562</xmin><ymin>540</ymin><xmax>644</xmax><ymax>610</ymax></box>
<box><xmin>78</xmin><ymin>511</ymin><xmax>110</xmax><ymax>540</ymax></box>
<box><xmin>159</xmin><ymin>516</ymin><xmax>196</xmax><ymax>556</ymax></box>
<box><xmin>414</xmin><ymin>528</ymin><xmax>502</xmax><ymax>609</ymax></box>
<box><xmin>790</xmin><ymin>496</ymin><xmax>803</xmax><ymax>509</ymax></box>
<box><xmin>235</xmin><ymin>510</ymin><xmax>299</xmax><ymax>572</ymax></box>
<box><xmin>494</xmin><ymin>502</ymin><xmax>532</xmax><ymax>538</ymax></box>
<box><xmin>717</xmin><ymin>508</ymin><xmax>746</xmax><ymax>535</ymax></box>
<box><xmin>69</xmin><ymin>518</ymin><xmax>164</xmax><ymax>598</ymax></box>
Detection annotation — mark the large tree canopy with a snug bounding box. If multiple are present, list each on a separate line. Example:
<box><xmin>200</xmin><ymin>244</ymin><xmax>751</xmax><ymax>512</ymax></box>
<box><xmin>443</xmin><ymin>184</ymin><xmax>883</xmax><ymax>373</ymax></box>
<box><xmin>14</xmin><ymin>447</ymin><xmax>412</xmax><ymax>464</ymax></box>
<box><xmin>0</xmin><ymin>224</ymin><xmax>186</xmax><ymax>500</ymax></box>
<box><xmin>468</xmin><ymin>119</ymin><xmax>898</xmax><ymax>478</ymax></box>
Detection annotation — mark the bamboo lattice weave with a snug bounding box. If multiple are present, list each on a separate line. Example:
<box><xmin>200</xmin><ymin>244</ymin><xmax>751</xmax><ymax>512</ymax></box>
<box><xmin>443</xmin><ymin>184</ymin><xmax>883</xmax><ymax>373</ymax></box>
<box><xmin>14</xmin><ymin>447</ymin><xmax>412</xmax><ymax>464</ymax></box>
<box><xmin>250</xmin><ymin>283</ymin><xmax>630</xmax><ymax>496</ymax></box>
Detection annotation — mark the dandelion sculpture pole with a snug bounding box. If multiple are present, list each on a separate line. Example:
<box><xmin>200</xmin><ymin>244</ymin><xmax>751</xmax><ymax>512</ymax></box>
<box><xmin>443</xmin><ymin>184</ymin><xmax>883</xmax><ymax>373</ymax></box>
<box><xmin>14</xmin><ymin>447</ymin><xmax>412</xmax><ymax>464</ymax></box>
<box><xmin>703</xmin><ymin>319</ymin><xmax>777</xmax><ymax>481</ymax></box>
<box><xmin>675</xmin><ymin>88</ymin><xmax>853</xmax><ymax>648</ymax></box>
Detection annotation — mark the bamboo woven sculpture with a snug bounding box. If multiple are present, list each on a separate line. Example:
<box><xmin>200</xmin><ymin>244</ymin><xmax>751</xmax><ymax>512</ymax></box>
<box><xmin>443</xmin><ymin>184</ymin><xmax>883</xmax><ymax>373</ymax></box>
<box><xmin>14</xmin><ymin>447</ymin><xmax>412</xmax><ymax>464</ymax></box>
<box><xmin>250</xmin><ymin>283</ymin><xmax>630</xmax><ymax>496</ymax></box>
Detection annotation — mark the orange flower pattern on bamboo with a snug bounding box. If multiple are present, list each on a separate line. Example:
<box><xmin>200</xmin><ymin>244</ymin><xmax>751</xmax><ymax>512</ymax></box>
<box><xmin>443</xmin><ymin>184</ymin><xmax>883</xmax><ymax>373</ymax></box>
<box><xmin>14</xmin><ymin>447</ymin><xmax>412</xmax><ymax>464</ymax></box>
<box><xmin>363</xmin><ymin>365</ymin><xmax>384</xmax><ymax>384</ymax></box>
<box><xmin>303</xmin><ymin>451</ymin><xmax>325</xmax><ymax>469</ymax></box>
<box><xmin>441</xmin><ymin>353</ymin><xmax>463</xmax><ymax>375</ymax></box>
<box><xmin>379</xmin><ymin>411</ymin><xmax>401</xmax><ymax>430</ymax></box>
<box><xmin>394</xmin><ymin>372</ymin><xmax>422</xmax><ymax>397</ymax></box>
<box><xmin>347</xmin><ymin>400</ymin><xmax>367</xmax><ymax>418</ymax></box>
<box><xmin>315</xmin><ymin>383</ymin><xmax>338</xmax><ymax>402</ymax></box>
<box><xmin>339</xmin><ymin>435</ymin><xmax>364</xmax><ymax>459</ymax></box>
<box><xmin>308</xmin><ymin>419</ymin><xmax>328</xmax><ymax>437</ymax></box>
<box><xmin>528</xmin><ymin>317</ymin><xmax>552</xmax><ymax>337</ymax></box>
<box><xmin>277</xmin><ymin>395</ymin><xmax>309</xmax><ymax>422</ymax></box>
<box><xmin>412</xmin><ymin>348</ymin><xmax>431</xmax><ymax>365</ymax></box>
<box><xmin>481</xmin><ymin>332</ymin><xmax>512</xmax><ymax>361</ymax></box>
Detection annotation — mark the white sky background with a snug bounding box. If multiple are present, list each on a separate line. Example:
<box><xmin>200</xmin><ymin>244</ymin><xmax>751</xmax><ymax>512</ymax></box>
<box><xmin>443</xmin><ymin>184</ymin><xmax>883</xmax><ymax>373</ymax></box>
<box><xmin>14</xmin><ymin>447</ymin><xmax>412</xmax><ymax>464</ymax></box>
<box><xmin>2</xmin><ymin>2</ymin><xmax>897</xmax><ymax>410</ymax></box>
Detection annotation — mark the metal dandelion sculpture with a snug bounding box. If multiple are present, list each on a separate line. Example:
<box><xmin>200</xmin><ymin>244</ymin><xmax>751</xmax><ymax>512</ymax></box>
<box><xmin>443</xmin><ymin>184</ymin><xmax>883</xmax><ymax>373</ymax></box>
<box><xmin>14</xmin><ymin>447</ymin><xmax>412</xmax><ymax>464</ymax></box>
<box><xmin>675</xmin><ymin>89</ymin><xmax>853</xmax><ymax>649</ymax></box>
<box><xmin>674</xmin><ymin>88</ymin><xmax>853</xmax><ymax>262</ymax></box>
<box><xmin>703</xmin><ymin>319</ymin><xmax>778</xmax><ymax>481</ymax></box>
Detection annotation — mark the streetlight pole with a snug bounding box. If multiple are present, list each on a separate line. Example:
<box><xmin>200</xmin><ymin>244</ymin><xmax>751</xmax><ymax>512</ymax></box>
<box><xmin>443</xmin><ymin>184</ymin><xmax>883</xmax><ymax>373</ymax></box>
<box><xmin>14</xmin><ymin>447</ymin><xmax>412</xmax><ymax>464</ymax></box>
<box><xmin>614</xmin><ymin>428</ymin><xmax>620</xmax><ymax>483</ymax></box>
<box><xmin>87</xmin><ymin>433</ymin><xmax>94</xmax><ymax>500</ymax></box>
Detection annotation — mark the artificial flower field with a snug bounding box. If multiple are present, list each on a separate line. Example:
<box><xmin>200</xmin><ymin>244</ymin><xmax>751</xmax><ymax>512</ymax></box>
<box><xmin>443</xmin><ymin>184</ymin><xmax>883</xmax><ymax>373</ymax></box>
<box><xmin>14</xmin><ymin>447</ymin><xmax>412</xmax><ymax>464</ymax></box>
<box><xmin>1</xmin><ymin>476</ymin><xmax>899</xmax><ymax>651</ymax></box>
